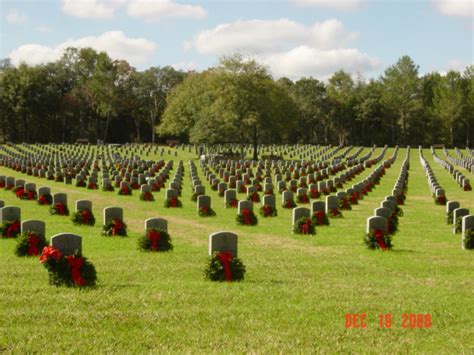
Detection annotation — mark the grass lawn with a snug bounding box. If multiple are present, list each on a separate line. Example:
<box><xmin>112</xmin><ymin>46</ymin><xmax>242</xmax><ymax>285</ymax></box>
<box><xmin>0</xmin><ymin>147</ymin><xmax>472</xmax><ymax>353</ymax></box>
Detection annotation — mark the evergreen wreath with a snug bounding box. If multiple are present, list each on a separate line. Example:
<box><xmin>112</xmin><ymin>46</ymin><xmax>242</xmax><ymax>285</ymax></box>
<box><xmin>118</xmin><ymin>185</ymin><xmax>132</xmax><ymax>195</ymax></box>
<box><xmin>328</xmin><ymin>208</ymin><xmax>343</xmax><ymax>218</ymax></box>
<box><xmin>236</xmin><ymin>208</ymin><xmax>258</xmax><ymax>226</ymax></box>
<box><xmin>38</xmin><ymin>193</ymin><xmax>53</xmax><ymax>205</ymax></box>
<box><xmin>296</xmin><ymin>194</ymin><xmax>310</xmax><ymax>204</ymax></box>
<box><xmin>139</xmin><ymin>191</ymin><xmax>155</xmax><ymax>201</ymax></box>
<box><xmin>282</xmin><ymin>198</ymin><xmax>297</xmax><ymax>209</ymax></box>
<box><xmin>247</xmin><ymin>191</ymin><xmax>261</xmax><ymax>203</ymax></box>
<box><xmin>204</xmin><ymin>251</ymin><xmax>246</xmax><ymax>282</ymax></box>
<box><xmin>312</xmin><ymin>211</ymin><xmax>330</xmax><ymax>226</ymax></box>
<box><xmin>293</xmin><ymin>217</ymin><xmax>315</xmax><ymax>235</ymax></box>
<box><xmin>198</xmin><ymin>206</ymin><xmax>216</xmax><ymax>217</ymax></box>
<box><xmin>15</xmin><ymin>231</ymin><xmax>48</xmax><ymax>256</ymax></box>
<box><xmin>102</xmin><ymin>218</ymin><xmax>128</xmax><ymax>236</ymax></box>
<box><xmin>49</xmin><ymin>202</ymin><xmax>70</xmax><ymax>216</ymax></box>
<box><xmin>1</xmin><ymin>220</ymin><xmax>21</xmax><ymax>238</ymax></box>
<box><xmin>138</xmin><ymin>228</ymin><xmax>173</xmax><ymax>252</ymax></box>
<box><xmin>464</xmin><ymin>229</ymin><xmax>474</xmax><ymax>249</ymax></box>
<box><xmin>164</xmin><ymin>196</ymin><xmax>182</xmax><ymax>208</ymax></box>
<box><xmin>364</xmin><ymin>229</ymin><xmax>392</xmax><ymax>250</ymax></box>
<box><xmin>226</xmin><ymin>198</ymin><xmax>238</xmax><ymax>208</ymax></box>
<box><xmin>259</xmin><ymin>204</ymin><xmax>278</xmax><ymax>217</ymax></box>
<box><xmin>71</xmin><ymin>208</ymin><xmax>96</xmax><ymax>226</ymax></box>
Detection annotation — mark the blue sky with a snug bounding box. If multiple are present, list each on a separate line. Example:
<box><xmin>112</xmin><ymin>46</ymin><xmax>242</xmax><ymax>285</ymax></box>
<box><xmin>1</xmin><ymin>0</ymin><xmax>472</xmax><ymax>80</ymax></box>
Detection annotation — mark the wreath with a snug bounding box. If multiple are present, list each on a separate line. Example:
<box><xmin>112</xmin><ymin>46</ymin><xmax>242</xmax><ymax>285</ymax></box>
<box><xmin>55</xmin><ymin>176</ymin><xmax>64</xmax><ymax>182</ymax></box>
<box><xmin>259</xmin><ymin>204</ymin><xmax>278</xmax><ymax>217</ymax></box>
<box><xmin>310</xmin><ymin>188</ymin><xmax>320</xmax><ymax>199</ymax></box>
<box><xmin>455</xmin><ymin>216</ymin><xmax>463</xmax><ymax>234</ymax></box>
<box><xmin>446</xmin><ymin>210</ymin><xmax>453</xmax><ymax>224</ymax></box>
<box><xmin>349</xmin><ymin>193</ymin><xmax>359</xmax><ymax>205</ymax></box>
<box><xmin>435</xmin><ymin>195</ymin><xmax>447</xmax><ymax>205</ymax></box>
<box><xmin>464</xmin><ymin>183</ymin><xmax>472</xmax><ymax>191</ymax></box>
<box><xmin>397</xmin><ymin>194</ymin><xmax>406</xmax><ymax>205</ymax></box>
<box><xmin>87</xmin><ymin>182</ymin><xmax>98</xmax><ymax>190</ymax></box>
<box><xmin>14</xmin><ymin>186</ymin><xmax>24</xmax><ymax>198</ymax></box>
<box><xmin>290</xmin><ymin>186</ymin><xmax>297</xmax><ymax>193</ymax></box>
<box><xmin>102</xmin><ymin>218</ymin><xmax>128</xmax><ymax>236</ymax></box>
<box><xmin>329</xmin><ymin>208</ymin><xmax>343</xmax><ymax>218</ymax></box>
<box><xmin>71</xmin><ymin>208</ymin><xmax>96</xmax><ymax>226</ymax></box>
<box><xmin>1</xmin><ymin>220</ymin><xmax>21</xmax><ymax>238</ymax></box>
<box><xmin>239</xmin><ymin>185</ymin><xmax>247</xmax><ymax>194</ymax></box>
<box><xmin>226</xmin><ymin>199</ymin><xmax>238</xmax><ymax>208</ymax></box>
<box><xmin>75</xmin><ymin>180</ymin><xmax>86</xmax><ymax>188</ymax></box>
<box><xmin>18</xmin><ymin>189</ymin><xmax>37</xmax><ymax>200</ymax></box>
<box><xmin>218</xmin><ymin>188</ymin><xmax>225</xmax><ymax>197</ymax></box>
<box><xmin>264</xmin><ymin>189</ymin><xmax>274</xmax><ymax>196</ymax></box>
<box><xmin>312</xmin><ymin>211</ymin><xmax>330</xmax><ymax>226</ymax></box>
<box><xmin>247</xmin><ymin>192</ymin><xmax>261</xmax><ymax>203</ymax></box>
<box><xmin>140</xmin><ymin>191</ymin><xmax>155</xmax><ymax>201</ymax></box>
<box><xmin>282</xmin><ymin>198</ymin><xmax>297</xmax><ymax>209</ymax></box>
<box><xmin>0</xmin><ymin>181</ymin><xmax>4</xmax><ymax>188</ymax></box>
<box><xmin>464</xmin><ymin>229</ymin><xmax>474</xmax><ymax>249</ymax></box>
<box><xmin>296</xmin><ymin>194</ymin><xmax>310</xmax><ymax>204</ymax></box>
<box><xmin>364</xmin><ymin>229</ymin><xmax>392</xmax><ymax>250</ymax></box>
<box><xmin>191</xmin><ymin>192</ymin><xmax>203</xmax><ymax>202</ymax></box>
<box><xmin>49</xmin><ymin>202</ymin><xmax>70</xmax><ymax>216</ymax></box>
<box><xmin>236</xmin><ymin>208</ymin><xmax>258</xmax><ymax>226</ymax></box>
<box><xmin>38</xmin><ymin>193</ymin><xmax>53</xmax><ymax>205</ymax></box>
<box><xmin>131</xmin><ymin>182</ymin><xmax>141</xmax><ymax>190</ymax></box>
<box><xmin>388</xmin><ymin>216</ymin><xmax>398</xmax><ymax>234</ymax></box>
<box><xmin>40</xmin><ymin>247</ymin><xmax>97</xmax><ymax>287</ymax></box>
<box><xmin>138</xmin><ymin>228</ymin><xmax>173</xmax><ymax>252</ymax></box>
<box><xmin>339</xmin><ymin>198</ymin><xmax>352</xmax><ymax>210</ymax></box>
<box><xmin>164</xmin><ymin>196</ymin><xmax>182</xmax><ymax>208</ymax></box>
<box><xmin>321</xmin><ymin>187</ymin><xmax>329</xmax><ymax>196</ymax></box>
<box><xmin>15</xmin><ymin>231</ymin><xmax>48</xmax><ymax>256</ymax></box>
<box><xmin>293</xmin><ymin>217</ymin><xmax>315</xmax><ymax>235</ymax></box>
<box><xmin>198</xmin><ymin>206</ymin><xmax>216</xmax><ymax>217</ymax></box>
<box><xmin>204</xmin><ymin>251</ymin><xmax>246</xmax><ymax>282</ymax></box>
<box><xmin>5</xmin><ymin>183</ymin><xmax>14</xmax><ymax>190</ymax></box>
<box><xmin>102</xmin><ymin>185</ymin><xmax>115</xmax><ymax>192</ymax></box>
<box><xmin>118</xmin><ymin>185</ymin><xmax>132</xmax><ymax>195</ymax></box>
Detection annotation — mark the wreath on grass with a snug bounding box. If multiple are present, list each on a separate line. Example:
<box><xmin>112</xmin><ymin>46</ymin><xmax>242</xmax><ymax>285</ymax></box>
<box><xmin>14</xmin><ymin>186</ymin><xmax>24</xmax><ymax>198</ymax></box>
<box><xmin>76</xmin><ymin>180</ymin><xmax>86</xmax><ymax>188</ymax></box>
<box><xmin>138</xmin><ymin>228</ymin><xmax>173</xmax><ymax>252</ymax></box>
<box><xmin>446</xmin><ymin>210</ymin><xmax>453</xmax><ymax>224</ymax></box>
<box><xmin>0</xmin><ymin>181</ymin><xmax>5</xmax><ymax>188</ymax></box>
<box><xmin>464</xmin><ymin>229</ymin><xmax>474</xmax><ymax>249</ymax></box>
<box><xmin>87</xmin><ymin>182</ymin><xmax>98</xmax><ymax>190</ymax></box>
<box><xmin>40</xmin><ymin>247</ymin><xmax>96</xmax><ymax>287</ymax></box>
<box><xmin>236</xmin><ymin>208</ymin><xmax>258</xmax><ymax>226</ymax></box>
<box><xmin>118</xmin><ymin>185</ymin><xmax>132</xmax><ymax>196</ymax></box>
<box><xmin>296</xmin><ymin>194</ymin><xmax>310</xmax><ymax>204</ymax></box>
<box><xmin>198</xmin><ymin>206</ymin><xmax>216</xmax><ymax>217</ymax></box>
<box><xmin>388</xmin><ymin>216</ymin><xmax>398</xmax><ymax>234</ymax></box>
<box><xmin>321</xmin><ymin>187</ymin><xmax>330</xmax><ymax>196</ymax></box>
<box><xmin>238</xmin><ymin>185</ymin><xmax>247</xmax><ymax>194</ymax></box>
<box><xmin>38</xmin><ymin>193</ymin><xmax>53</xmax><ymax>205</ymax></box>
<box><xmin>164</xmin><ymin>196</ymin><xmax>182</xmax><ymax>208</ymax></box>
<box><xmin>364</xmin><ymin>229</ymin><xmax>392</xmax><ymax>251</ymax></box>
<box><xmin>259</xmin><ymin>204</ymin><xmax>277</xmax><ymax>217</ymax></box>
<box><xmin>464</xmin><ymin>183</ymin><xmax>472</xmax><ymax>191</ymax></box>
<box><xmin>293</xmin><ymin>217</ymin><xmax>315</xmax><ymax>235</ymax></box>
<box><xmin>339</xmin><ymin>198</ymin><xmax>352</xmax><ymax>210</ymax></box>
<box><xmin>71</xmin><ymin>209</ymin><xmax>96</xmax><ymax>226</ymax></box>
<box><xmin>247</xmin><ymin>191</ymin><xmax>261</xmax><ymax>203</ymax></box>
<box><xmin>49</xmin><ymin>202</ymin><xmax>69</xmax><ymax>216</ymax></box>
<box><xmin>435</xmin><ymin>195</ymin><xmax>447</xmax><ymax>205</ymax></box>
<box><xmin>140</xmin><ymin>191</ymin><xmax>155</xmax><ymax>202</ymax></box>
<box><xmin>397</xmin><ymin>193</ymin><xmax>406</xmax><ymax>205</ymax></box>
<box><xmin>226</xmin><ymin>199</ymin><xmax>238</xmax><ymax>208</ymax></box>
<box><xmin>102</xmin><ymin>185</ymin><xmax>115</xmax><ymax>192</ymax></box>
<box><xmin>455</xmin><ymin>216</ymin><xmax>463</xmax><ymax>234</ymax></box>
<box><xmin>18</xmin><ymin>190</ymin><xmax>37</xmax><ymax>200</ymax></box>
<box><xmin>312</xmin><ymin>211</ymin><xmax>329</xmax><ymax>226</ymax></box>
<box><xmin>102</xmin><ymin>218</ymin><xmax>128</xmax><ymax>236</ymax></box>
<box><xmin>1</xmin><ymin>220</ymin><xmax>21</xmax><ymax>238</ymax></box>
<box><xmin>310</xmin><ymin>188</ymin><xmax>320</xmax><ymax>199</ymax></box>
<box><xmin>5</xmin><ymin>183</ymin><xmax>14</xmax><ymax>190</ymax></box>
<box><xmin>349</xmin><ymin>193</ymin><xmax>359</xmax><ymax>205</ymax></box>
<box><xmin>131</xmin><ymin>182</ymin><xmax>141</xmax><ymax>190</ymax></box>
<box><xmin>15</xmin><ymin>231</ymin><xmax>48</xmax><ymax>256</ymax></box>
<box><xmin>329</xmin><ymin>208</ymin><xmax>343</xmax><ymax>218</ymax></box>
<box><xmin>282</xmin><ymin>198</ymin><xmax>297</xmax><ymax>209</ymax></box>
<box><xmin>204</xmin><ymin>251</ymin><xmax>246</xmax><ymax>282</ymax></box>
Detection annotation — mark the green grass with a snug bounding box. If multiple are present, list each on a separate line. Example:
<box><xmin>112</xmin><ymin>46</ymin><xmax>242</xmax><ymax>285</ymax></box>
<box><xmin>0</xmin><ymin>147</ymin><xmax>473</xmax><ymax>353</ymax></box>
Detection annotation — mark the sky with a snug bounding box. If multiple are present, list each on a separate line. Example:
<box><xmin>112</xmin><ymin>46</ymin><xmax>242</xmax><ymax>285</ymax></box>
<box><xmin>0</xmin><ymin>0</ymin><xmax>472</xmax><ymax>81</ymax></box>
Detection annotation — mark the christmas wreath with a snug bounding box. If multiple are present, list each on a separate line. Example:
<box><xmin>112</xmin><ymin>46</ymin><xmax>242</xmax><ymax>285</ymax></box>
<box><xmin>321</xmin><ymin>187</ymin><xmax>330</xmax><ymax>196</ymax></box>
<box><xmin>293</xmin><ymin>217</ymin><xmax>315</xmax><ymax>235</ymax></box>
<box><xmin>131</xmin><ymin>182</ymin><xmax>141</xmax><ymax>190</ymax></box>
<box><xmin>259</xmin><ymin>204</ymin><xmax>278</xmax><ymax>217</ymax></box>
<box><xmin>296</xmin><ymin>194</ymin><xmax>310</xmax><ymax>204</ymax></box>
<box><xmin>75</xmin><ymin>180</ymin><xmax>86</xmax><ymax>188</ymax></box>
<box><xmin>204</xmin><ymin>251</ymin><xmax>246</xmax><ymax>282</ymax></box>
<box><xmin>13</xmin><ymin>186</ymin><xmax>24</xmax><ymax>198</ymax></box>
<box><xmin>18</xmin><ymin>189</ymin><xmax>37</xmax><ymax>200</ymax></box>
<box><xmin>435</xmin><ymin>195</ymin><xmax>447</xmax><ymax>205</ymax></box>
<box><xmin>49</xmin><ymin>202</ymin><xmax>70</xmax><ymax>216</ymax></box>
<box><xmin>218</xmin><ymin>188</ymin><xmax>225</xmax><ymax>197</ymax></box>
<box><xmin>364</xmin><ymin>229</ymin><xmax>392</xmax><ymax>250</ymax></box>
<box><xmin>15</xmin><ymin>231</ymin><xmax>48</xmax><ymax>256</ymax></box>
<box><xmin>102</xmin><ymin>185</ymin><xmax>115</xmax><ymax>192</ymax></box>
<box><xmin>329</xmin><ymin>208</ymin><xmax>343</xmax><ymax>218</ymax></box>
<box><xmin>264</xmin><ymin>189</ymin><xmax>274</xmax><ymax>196</ymax></box>
<box><xmin>388</xmin><ymin>216</ymin><xmax>398</xmax><ymax>234</ymax></box>
<box><xmin>464</xmin><ymin>229</ymin><xmax>474</xmax><ymax>249</ymax></box>
<box><xmin>239</xmin><ymin>185</ymin><xmax>247</xmax><ymax>194</ymax></box>
<box><xmin>164</xmin><ymin>196</ymin><xmax>182</xmax><ymax>208</ymax></box>
<box><xmin>226</xmin><ymin>198</ymin><xmax>238</xmax><ymax>208</ymax></box>
<box><xmin>40</xmin><ymin>247</ymin><xmax>97</xmax><ymax>287</ymax></box>
<box><xmin>102</xmin><ymin>218</ymin><xmax>128</xmax><ymax>236</ymax></box>
<box><xmin>0</xmin><ymin>181</ymin><xmax>5</xmax><ymax>188</ymax></box>
<box><xmin>397</xmin><ymin>194</ymin><xmax>406</xmax><ymax>205</ymax></box>
<box><xmin>247</xmin><ymin>191</ymin><xmax>261</xmax><ymax>203</ymax></box>
<box><xmin>1</xmin><ymin>220</ymin><xmax>21</xmax><ymax>238</ymax></box>
<box><xmin>140</xmin><ymin>191</ymin><xmax>155</xmax><ymax>201</ymax></box>
<box><xmin>236</xmin><ymin>208</ymin><xmax>258</xmax><ymax>226</ymax></box>
<box><xmin>446</xmin><ymin>210</ymin><xmax>453</xmax><ymax>224</ymax></box>
<box><xmin>464</xmin><ymin>183</ymin><xmax>472</xmax><ymax>191</ymax></box>
<box><xmin>118</xmin><ymin>185</ymin><xmax>132</xmax><ymax>195</ymax></box>
<box><xmin>71</xmin><ymin>209</ymin><xmax>96</xmax><ymax>226</ymax></box>
<box><xmin>395</xmin><ymin>205</ymin><xmax>403</xmax><ymax>217</ymax></box>
<box><xmin>312</xmin><ymin>211</ymin><xmax>330</xmax><ymax>226</ymax></box>
<box><xmin>5</xmin><ymin>183</ymin><xmax>14</xmax><ymax>190</ymax></box>
<box><xmin>339</xmin><ymin>198</ymin><xmax>352</xmax><ymax>210</ymax></box>
<box><xmin>310</xmin><ymin>188</ymin><xmax>320</xmax><ymax>199</ymax></box>
<box><xmin>198</xmin><ymin>206</ymin><xmax>216</xmax><ymax>217</ymax></box>
<box><xmin>282</xmin><ymin>198</ymin><xmax>297</xmax><ymax>209</ymax></box>
<box><xmin>455</xmin><ymin>216</ymin><xmax>463</xmax><ymax>234</ymax></box>
<box><xmin>38</xmin><ymin>193</ymin><xmax>53</xmax><ymax>205</ymax></box>
<box><xmin>191</xmin><ymin>192</ymin><xmax>203</xmax><ymax>202</ymax></box>
<box><xmin>290</xmin><ymin>185</ymin><xmax>297</xmax><ymax>193</ymax></box>
<box><xmin>87</xmin><ymin>182</ymin><xmax>98</xmax><ymax>190</ymax></box>
<box><xmin>138</xmin><ymin>228</ymin><xmax>173</xmax><ymax>252</ymax></box>
<box><xmin>349</xmin><ymin>192</ymin><xmax>359</xmax><ymax>205</ymax></box>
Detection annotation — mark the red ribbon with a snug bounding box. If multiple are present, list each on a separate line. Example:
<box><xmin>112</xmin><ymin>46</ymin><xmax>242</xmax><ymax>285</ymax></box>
<box><xmin>263</xmin><ymin>205</ymin><xmax>272</xmax><ymax>216</ymax></box>
<box><xmin>66</xmin><ymin>255</ymin><xmax>86</xmax><ymax>286</ymax></box>
<box><xmin>242</xmin><ymin>208</ymin><xmax>252</xmax><ymax>225</ymax></box>
<box><xmin>374</xmin><ymin>229</ymin><xmax>387</xmax><ymax>251</ymax></box>
<box><xmin>170</xmin><ymin>197</ymin><xmax>178</xmax><ymax>207</ymax></box>
<box><xmin>81</xmin><ymin>209</ymin><xmax>92</xmax><ymax>224</ymax></box>
<box><xmin>111</xmin><ymin>219</ymin><xmax>124</xmax><ymax>235</ymax></box>
<box><xmin>301</xmin><ymin>218</ymin><xmax>312</xmax><ymax>234</ymax></box>
<box><xmin>5</xmin><ymin>221</ymin><xmax>21</xmax><ymax>237</ymax></box>
<box><xmin>27</xmin><ymin>233</ymin><xmax>41</xmax><ymax>255</ymax></box>
<box><xmin>40</xmin><ymin>246</ymin><xmax>62</xmax><ymax>263</ymax></box>
<box><xmin>56</xmin><ymin>203</ymin><xmax>66</xmax><ymax>215</ymax></box>
<box><xmin>310</xmin><ymin>189</ymin><xmax>318</xmax><ymax>198</ymax></box>
<box><xmin>15</xmin><ymin>188</ymin><xmax>25</xmax><ymax>198</ymax></box>
<box><xmin>332</xmin><ymin>209</ymin><xmax>339</xmax><ymax>217</ymax></box>
<box><xmin>148</xmin><ymin>230</ymin><xmax>161</xmax><ymax>251</ymax></box>
<box><xmin>218</xmin><ymin>252</ymin><xmax>233</xmax><ymax>281</ymax></box>
<box><xmin>314</xmin><ymin>211</ymin><xmax>324</xmax><ymax>225</ymax></box>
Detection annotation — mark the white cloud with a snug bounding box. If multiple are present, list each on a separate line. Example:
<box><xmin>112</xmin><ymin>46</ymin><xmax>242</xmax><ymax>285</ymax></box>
<box><xmin>171</xmin><ymin>61</ymin><xmax>197</xmax><ymax>71</ymax></box>
<box><xmin>126</xmin><ymin>0</ymin><xmax>207</xmax><ymax>22</ymax></box>
<box><xmin>293</xmin><ymin>0</ymin><xmax>366</xmax><ymax>11</ymax></box>
<box><xmin>35</xmin><ymin>26</ymin><xmax>53</xmax><ymax>33</ymax></box>
<box><xmin>5</xmin><ymin>9</ymin><xmax>28</xmax><ymax>24</ymax></box>
<box><xmin>433</xmin><ymin>0</ymin><xmax>473</xmax><ymax>17</ymax></box>
<box><xmin>188</xmin><ymin>18</ymin><xmax>357</xmax><ymax>54</ymax></box>
<box><xmin>258</xmin><ymin>46</ymin><xmax>379</xmax><ymax>80</ymax></box>
<box><xmin>8</xmin><ymin>31</ymin><xmax>157</xmax><ymax>66</ymax></box>
<box><xmin>62</xmin><ymin>0</ymin><xmax>126</xmax><ymax>19</ymax></box>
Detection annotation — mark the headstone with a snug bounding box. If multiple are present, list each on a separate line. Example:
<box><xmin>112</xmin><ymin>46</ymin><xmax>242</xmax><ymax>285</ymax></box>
<box><xmin>462</xmin><ymin>215</ymin><xmax>474</xmax><ymax>249</ymax></box>
<box><xmin>103</xmin><ymin>207</ymin><xmax>123</xmax><ymax>225</ymax></box>
<box><xmin>262</xmin><ymin>194</ymin><xmax>276</xmax><ymax>209</ymax></box>
<box><xmin>75</xmin><ymin>200</ymin><xmax>92</xmax><ymax>212</ymax></box>
<box><xmin>51</xmin><ymin>233</ymin><xmax>81</xmax><ymax>255</ymax></box>
<box><xmin>0</xmin><ymin>206</ymin><xmax>21</xmax><ymax>224</ymax></box>
<box><xmin>446</xmin><ymin>201</ymin><xmax>460</xmax><ymax>214</ymax></box>
<box><xmin>166</xmin><ymin>188</ymin><xmax>178</xmax><ymax>199</ymax></box>
<box><xmin>224</xmin><ymin>189</ymin><xmax>237</xmax><ymax>207</ymax></box>
<box><xmin>145</xmin><ymin>217</ymin><xmax>167</xmax><ymax>232</ymax></box>
<box><xmin>311</xmin><ymin>201</ymin><xmax>325</xmax><ymax>214</ymax></box>
<box><xmin>325</xmin><ymin>195</ymin><xmax>339</xmax><ymax>213</ymax></box>
<box><xmin>366</xmin><ymin>216</ymin><xmax>388</xmax><ymax>234</ymax></box>
<box><xmin>21</xmin><ymin>220</ymin><xmax>45</xmax><ymax>236</ymax></box>
<box><xmin>38</xmin><ymin>186</ymin><xmax>50</xmax><ymax>196</ymax></box>
<box><xmin>208</xmin><ymin>231</ymin><xmax>238</xmax><ymax>257</ymax></box>
<box><xmin>53</xmin><ymin>193</ymin><xmax>67</xmax><ymax>205</ymax></box>
<box><xmin>453</xmin><ymin>208</ymin><xmax>469</xmax><ymax>234</ymax></box>
<box><xmin>292</xmin><ymin>207</ymin><xmax>310</xmax><ymax>225</ymax></box>
<box><xmin>197</xmin><ymin>195</ymin><xmax>211</xmax><ymax>211</ymax></box>
<box><xmin>238</xmin><ymin>200</ymin><xmax>253</xmax><ymax>214</ymax></box>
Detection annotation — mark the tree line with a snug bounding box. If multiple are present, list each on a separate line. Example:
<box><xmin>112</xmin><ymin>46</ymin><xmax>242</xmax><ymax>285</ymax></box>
<box><xmin>1</xmin><ymin>48</ymin><xmax>472</xmax><ymax>151</ymax></box>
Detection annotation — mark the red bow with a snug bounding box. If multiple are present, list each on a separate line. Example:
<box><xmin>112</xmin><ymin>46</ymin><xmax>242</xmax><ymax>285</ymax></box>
<box><xmin>81</xmin><ymin>209</ymin><xmax>92</xmax><ymax>224</ymax></box>
<box><xmin>374</xmin><ymin>229</ymin><xmax>387</xmax><ymax>251</ymax></box>
<box><xmin>148</xmin><ymin>230</ymin><xmax>161</xmax><ymax>251</ymax></box>
<box><xmin>314</xmin><ymin>211</ymin><xmax>324</xmax><ymax>225</ymax></box>
<box><xmin>5</xmin><ymin>221</ymin><xmax>21</xmax><ymax>237</ymax></box>
<box><xmin>170</xmin><ymin>197</ymin><xmax>178</xmax><ymax>207</ymax></box>
<box><xmin>66</xmin><ymin>255</ymin><xmax>86</xmax><ymax>286</ymax></box>
<box><xmin>332</xmin><ymin>209</ymin><xmax>339</xmax><ymax>217</ymax></box>
<box><xmin>301</xmin><ymin>219</ymin><xmax>312</xmax><ymax>234</ymax></box>
<box><xmin>263</xmin><ymin>205</ymin><xmax>272</xmax><ymax>216</ymax></box>
<box><xmin>27</xmin><ymin>233</ymin><xmax>41</xmax><ymax>255</ymax></box>
<box><xmin>15</xmin><ymin>188</ymin><xmax>25</xmax><ymax>198</ymax></box>
<box><xmin>40</xmin><ymin>246</ymin><xmax>62</xmax><ymax>263</ymax></box>
<box><xmin>218</xmin><ymin>252</ymin><xmax>233</xmax><ymax>281</ymax></box>
<box><xmin>112</xmin><ymin>219</ymin><xmax>124</xmax><ymax>235</ymax></box>
<box><xmin>56</xmin><ymin>203</ymin><xmax>66</xmax><ymax>215</ymax></box>
<box><xmin>242</xmin><ymin>208</ymin><xmax>252</xmax><ymax>225</ymax></box>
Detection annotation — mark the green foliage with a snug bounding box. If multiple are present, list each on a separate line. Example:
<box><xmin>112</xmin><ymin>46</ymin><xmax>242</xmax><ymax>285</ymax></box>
<box><xmin>138</xmin><ymin>228</ymin><xmax>173</xmax><ymax>252</ymax></box>
<box><xmin>15</xmin><ymin>231</ymin><xmax>48</xmax><ymax>257</ymax></box>
<box><xmin>204</xmin><ymin>252</ymin><xmax>246</xmax><ymax>282</ymax></box>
